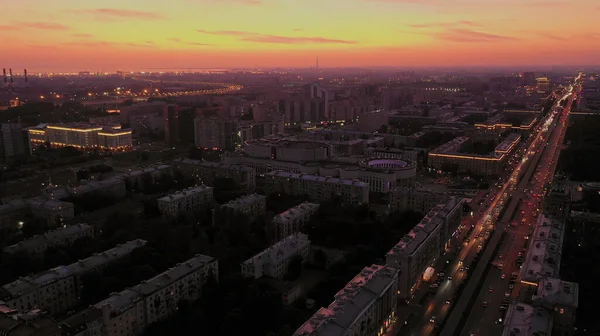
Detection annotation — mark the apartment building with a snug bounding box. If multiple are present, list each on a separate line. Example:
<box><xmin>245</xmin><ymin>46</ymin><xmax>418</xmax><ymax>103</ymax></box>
<box><xmin>389</xmin><ymin>188</ymin><xmax>446</xmax><ymax>214</ymax></box>
<box><xmin>173</xmin><ymin>158</ymin><xmax>256</xmax><ymax>191</ymax></box>
<box><xmin>0</xmin><ymin>305</ymin><xmax>59</xmax><ymax>336</ymax></box>
<box><xmin>386</xmin><ymin>197</ymin><xmax>463</xmax><ymax>297</ymax></box>
<box><xmin>293</xmin><ymin>265</ymin><xmax>398</xmax><ymax>336</ymax></box>
<box><xmin>27</xmin><ymin>198</ymin><xmax>75</xmax><ymax>225</ymax></box>
<box><xmin>364</xmin><ymin>146</ymin><xmax>419</xmax><ymax>162</ymax></box>
<box><xmin>219</xmin><ymin>193</ymin><xmax>266</xmax><ymax>219</ymax></box>
<box><xmin>520</xmin><ymin>214</ymin><xmax>565</xmax><ymax>285</ymax></box>
<box><xmin>193</xmin><ymin>115</ymin><xmax>239</xmax><ymax>151</ymax></box>
<box><xmin>136</xmin><ymin>254</ymin><xmax>218</xmax><ymax>325</ymax></box>
<box><xmin>533</xmin><ymin>277</ymin><xmax>579</xmax><ymax>336</ymax></box>
<box><xmin>156</xmin><ymin>185</ymin><xmax>214</xmax><ymax>217</ymax></box>
<box><xmin>241</xmin><ymin>233</ymin><xmax>311</xmax><ymax>279</ymax></box>
<box><xmin>0</xmin><ymin>240</ymin><xmax>146</xmax><ymax>315</ymax></box>
<box><xmin>59</xmin><ymin>254</ymin><xmax>218</xmax><ymax>336</ymax></box>
<box><xmin>502</xmin><ymin>303</ymin><xmax>553</xmax><ymax>336</ymax></box>
<box><xmin>3</xmin><ymin>223</ymin><xmax>94</xmax><ymax>257</ymax></box>
<box><xmin>272</xmin><ymin>202</ymin><xmax>320</xmax><ymax>240</ymax></box>
<box><xmin>264</xmin><ymin>171</ymin><xmax>370</xmax><ymax>205</ymax></box>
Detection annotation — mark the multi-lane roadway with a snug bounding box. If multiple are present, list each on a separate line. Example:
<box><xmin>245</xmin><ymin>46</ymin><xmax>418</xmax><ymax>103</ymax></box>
<box><xmin>433</xmin><ymin>85</ymin><xmax>577</xmax><ymax>336</ymax></box>
<box><xmin>391</xmin><ymin>89</ymin><xmax>573</xmax><ymax>336</ymax></box>
<box><xmin>461</xmin><ymin>90</ymin><xmax>575</xmax><ymax>335</ymax></box>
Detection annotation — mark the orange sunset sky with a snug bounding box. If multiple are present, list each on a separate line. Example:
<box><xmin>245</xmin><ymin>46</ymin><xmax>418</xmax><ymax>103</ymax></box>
<box><xmin>1</xmin><ymin>0</ymin><xmax>599</xmax><ymax>71</ymax></box>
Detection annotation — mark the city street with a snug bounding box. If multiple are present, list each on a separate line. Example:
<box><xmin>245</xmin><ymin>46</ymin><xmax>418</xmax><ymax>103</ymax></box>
<box><xmin>439</xmin><ymin>84</ymin><xmax>577</xmax><ymax>336</ymax></box>
<box><xmin>460</xmin><ymin>87</ymin><xmax>575</xmax><ymax>335</ymax></box>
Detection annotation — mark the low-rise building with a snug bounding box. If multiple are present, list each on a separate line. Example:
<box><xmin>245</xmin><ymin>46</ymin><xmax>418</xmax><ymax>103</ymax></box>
<box><xmin>157</xmin><ymin>185</ymin><xmax>214</xmax><ymax>217</ymax></box>
<box><xmin>272</xmin><ymin>203</ymin><xmax>320</xmax><ymax>240</ymax></box>
<box><xmin>0</xmin><ymin>306</ymin><xmax>59</xmax><ymax>336</ymax></box>
<box><xmin>364</xmin><ymin>146</ymin><xmax>419</xmax><ymax>162</ymax></box>
<box><xmin>241</xmin><ymin>233</ymin><xmax>311</xmax><ymax>279</ymax></box>
<box><xmin>67</xmin><ymin>178</ymin><xmax>127</xmax><ymax>199</ymax></box>
<box><xmin>520</xmin><ymin>215</ymin><xmax>565</xmax><ymax>285</ymax></box>
<box><xmin>219</xmin><ymin>193</ymin><xmax>266</xmax><ymax>219</ymax></box>
<box><xmin>264</xmin><ymin>171</ymin><xmax>369</xmax><ymax>205</ymax></box>
<box><xmin>0</xmin><ymin>240</ymin><xmax>146</xmax><ymax>315</ymax></box>
<box><xmin>173</xmin><ymin>158</ymin><xmax>256</xmax><ymax>191</ymax></box>
<box><xmin>502</xmin><ymin>303</ymin><xmax>553</xmax><ymax>336</ymax></box>
<box><xmin>0</xmin><ymin>199</ymin><xmax>31</xmax><ymax>230</ymax></box>
<box><xmin>386</xmin><ymin>197</ymin><xmax>463</xmax><ymax>297</ymax></box>
<box><xmin>3</xmin><ymin>223</ymin><xmax>94</xmax><ymax>257</ymax></box>
<box><xmin>533</xmin><ymin>277</ymin><xmax>579</xmax><ymax>336</ymax></box>
<box><xmin>293</xmin><ymin>264</ymin><xmax>398</xmax><ymax>336</ymax></box>
<box><xmin>26</xmin><ymin>199</ymin><xmax>75</xmax><ymax>225</ymax></box>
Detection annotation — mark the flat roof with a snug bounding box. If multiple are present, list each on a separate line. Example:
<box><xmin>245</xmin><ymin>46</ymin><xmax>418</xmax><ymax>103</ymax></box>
<box><xmin>520</xmin><ymin>215</ymin><xmax>564</xmax><ymax>283</ymax></box>
<box><xmin>174</xmin><ymin>158</ymin><xmax>254</xmax><ymax>172</ymax></box>
<box><xmin>534</xmin><ymin>277</ymin><xmax>579</xmax><ymax>308</ymax></box>
<box><xmin>222</xmin><ymin>193</ymin><xmax>266</xmax><ymax>208</ymax></box>
<box><xmin>502</xmin><ymin>303</ymin><xmax>553</xmax><ymax>336</ymax></box>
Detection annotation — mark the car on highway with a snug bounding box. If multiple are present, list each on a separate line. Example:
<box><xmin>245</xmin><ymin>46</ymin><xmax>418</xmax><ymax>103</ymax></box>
<box><xmin>482</xmin><ymin>301</ymin><xmax>488</xmax><ymax>308</ymax></box>
<box><xmin>488</xmin><ymin>286</ymin><xmax>494</xmax><ymax>292</ymax></box>
<box><xmin>501</xmin><ymin>274</ymin><xmax>506</xmax><ymax>279</ymax></box>
<box><xmin>430</xmin><ymin>316</ymin><xmax>436</xmax><ymax>323</ymax></box>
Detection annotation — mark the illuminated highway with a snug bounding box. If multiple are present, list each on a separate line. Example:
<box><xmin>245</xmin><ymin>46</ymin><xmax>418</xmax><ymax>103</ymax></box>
<box><xmin>125</xmin><ymin>77</ymin><xmax>243</xmax><ymax>97</ymax></box>
<box><xmin>461</xmin><ymin>85</ymin><xmax>576</xmax><ymax>336</ymax></box>
<box><xmin>400</xmin><ymin>81</ymin><xmax>578</xmax><ymax>336</ymax></box>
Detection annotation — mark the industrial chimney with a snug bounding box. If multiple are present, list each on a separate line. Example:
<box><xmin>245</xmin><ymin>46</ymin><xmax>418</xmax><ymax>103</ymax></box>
<box><xmin>9</xmin><ymin>69</ymin><xmax>13</xmax><ymax>83</ymax></box>
<box><xmin>2</xmin><ymin>68</ymin><xmax>5</xmax><ymax>83</ymax></box>
<box><xmin>24</xmin><ymin>69</ymin><xmax>28</xmax><ymax>82</ymax></box>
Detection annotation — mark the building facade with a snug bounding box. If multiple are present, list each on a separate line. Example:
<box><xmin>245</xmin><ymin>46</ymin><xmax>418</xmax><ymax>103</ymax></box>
<box><xmin>0</xmin><ymin>240</ymin><xmax>146</xmax><ymax>315</ymax></box>
<box><xmin>156</xmin><ymin>185</ymin><xmax>214</xmax><ymax>217</ymax></box>
<box><xmin>3</xmin><ymin>223</ymin><xmax>94</xmax><ymax>257</ymax></box>
<box><xmin>293</xmin><ymin>264</ymin><xmax>398</xmax><ymax>336</ymax></box>
<box><xmin>173</xmin><ymin>158</ymin><xmax>256</xmax><ymax>191</ymax></box>
<box><xmin>241</xmin><ymin>233</ymin><xmax>311</xmax><ymax>279</ymax></box>
<box><xmin>219</xmin><ymin>193</ymin><xmax>266</xmax><ymax>220</ymax></box>
<box><xmin>272</xmin><ymin>202</ymin><xmax>320</xmax><ymax>240</ymax></box>
<box><xmin>386</xmin><ymin>197</ymin><xmax>463</xmax><ymax>297</ymax></box>
<box><xmin>264</xmin><ymin>171</ymin><xmax>370</xmax><ymax>205</ymax></box>
<box><xmin>27</xmin><ymin>124</ymin><xmax>133</xmax><ymax>153</ymax></box>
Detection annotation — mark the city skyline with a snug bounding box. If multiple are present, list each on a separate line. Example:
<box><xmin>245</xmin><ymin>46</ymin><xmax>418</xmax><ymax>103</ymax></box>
<box><xmin>2</xmin><ymin>0</ymin><xmax>599</xmax><ymax>71</ymax></box>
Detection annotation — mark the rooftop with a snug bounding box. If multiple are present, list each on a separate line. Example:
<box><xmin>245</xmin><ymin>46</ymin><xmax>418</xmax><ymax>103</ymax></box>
<box><xmin>243</xmin><ymin>233</ymin><xmax>310</xmax><ymax>268</ymax></box>
<box><xmin>156</xmin><ymin>185</ymin><xmax>214</xmax><ymax>203</ymax></box>
<box><xmin>293</xmin><ymin>265</ymin><xmax>397</xmax><ymax>336</ymax></box>
<box><xmin>534</xmin><ymin>277</ymin><xmax>579</xmax><ymax>308</ymax></box>
<box><xmin>495</xmin><ymin>133</ymin><xmax>521</xmax><ymax>154</ymax></box>
<box><xmin>222</xmin><ymin>193</ymin><xmax>266</xmax><ymax>209</ymax></box>
<box><xmin>387</xmin><ymin>197</ymin><xmax>462</xmax><ymax>257</ymax></box>
<box><xmin>272</xmin><ymin>203</ymin><xmax>320</xmax><ymax>224</ymax></box>
<box><xmin>133</xmin><ymin>254</ymin><xmax>216</xmax><ymax>296</ymax></box>
<box><xmin>174</xmin><ymin>158</ymin><xmax>254</xmax><ymax>172</ymax></box>
<box><xmin>501</xmin><ymin>303</ymin><xmax>553</xmax><ymax>336</ymax></box>
<box><xmin>2</xmin><ymin>240</ymin><xmax>146</xmax><ymax>299</ymax></box>
<box><xmin>265</xmin><ymin>171</ymin><xmax>369</xmax><ymax>188</ymax></box>
<box><xmin>520</xmin><ymin>215</ymin><xmax>565</xmax><ymax>283</ymax></box>
<box><xmin>3</xmin><ymin>224</ymin><xmax>93</xmax><ymax>255</ymax></box>
<box><xmin>94</xmin><ymin>289</ymin><xmax>143</xmax><ymax>316</ymax></box>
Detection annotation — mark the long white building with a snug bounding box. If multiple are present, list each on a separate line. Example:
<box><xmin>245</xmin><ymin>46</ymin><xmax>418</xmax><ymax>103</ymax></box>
<box><xmin>385</xmin><ymin>197</ymin><xmax>463</xmax><ymax>297</ymax></box>
<box><xmin>241</xmin><ymin>233</ymin><xmax>311</xmax><ymax>279</ymax></box>
<box><xmin>220</xmin><ymin>193</ymin><xmax>266</xmax><ymax>219</ymax></box>
<box><xmin>293</xmin><ymin>264</ymin><xmax>398</xmax><ymax>336</ymax></box>
<box><xmin>389</xmin><ymin>187</ymin><xmax>446</xmax><ymax>214</ymax></box>
<box><xmin>520</xmin><ymin>214</ymin><xmax>565</xmax><ymax>285</ymax></box>
<box><xmin>272</xmin><ymin>202</ymin><xmax>320</xmax><ymax>240</ymax></box>
<box><xmin>264</xmin><ymin>171</ymin><xmax>369</xmax><ymax>205</ymax></box>
<box><xmin>60</xmin><ymin>254</ymin><xmax>218</xmax><ymax>336</ymax></box>
<box><xmin>157</xmin><ymin>185</ymin><xmax>214</xmax><ymax>217</ymax></box>
<box><xmin>0</xmin><ymin>239</ymin><xmax>146</xmax><ymax>315</ymax></box>
<box><xmin>3</xmin><ymin>223</ymin><xmax>94</xmax><ymax>257</ymax></box>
